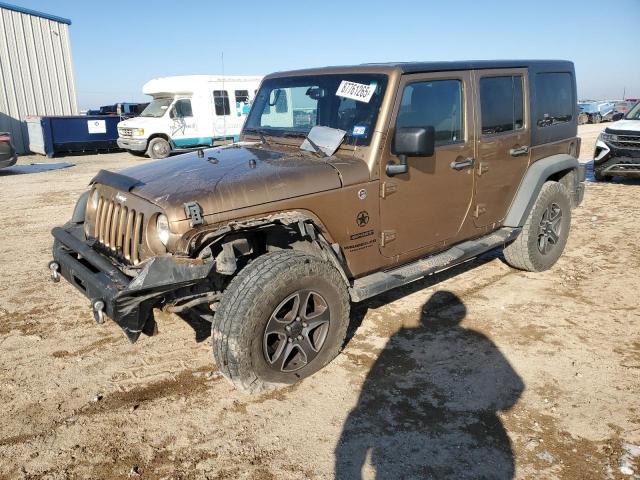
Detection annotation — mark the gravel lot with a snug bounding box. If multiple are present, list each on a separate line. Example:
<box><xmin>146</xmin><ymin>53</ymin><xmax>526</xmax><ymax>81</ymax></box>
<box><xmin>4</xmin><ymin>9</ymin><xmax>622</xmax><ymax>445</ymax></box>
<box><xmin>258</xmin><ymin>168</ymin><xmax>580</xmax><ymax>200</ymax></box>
<box><xmin>0</xmin><ymin>124</ymin><xmax>638</xmax><ymax>479</ymax></box>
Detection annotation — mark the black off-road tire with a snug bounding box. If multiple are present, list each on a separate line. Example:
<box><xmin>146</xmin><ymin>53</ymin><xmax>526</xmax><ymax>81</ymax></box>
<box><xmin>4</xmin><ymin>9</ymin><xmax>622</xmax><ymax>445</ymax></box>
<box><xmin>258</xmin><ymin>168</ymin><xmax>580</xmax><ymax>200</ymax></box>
<box><xmin>146</xmin><ymin>137</ymin><xmax>171</xmax><ymax>159</ymax></box>
<box><xmin>212</xmin><ymin>251</ymin><xmax>350</xmax><ymax>393</ymax></box>
<box><xmin>503</xmin><ymin>181</ymin><xmax>572</xmax><ymax>272</ymax></box>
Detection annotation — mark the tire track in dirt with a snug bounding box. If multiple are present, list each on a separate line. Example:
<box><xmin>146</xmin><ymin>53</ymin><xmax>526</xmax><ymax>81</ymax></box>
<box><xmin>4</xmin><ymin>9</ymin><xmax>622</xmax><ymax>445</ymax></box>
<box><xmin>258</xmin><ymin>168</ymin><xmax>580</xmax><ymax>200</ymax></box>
<box><xmin>0</xmin><ymin>366</ymin><xmax>217</xmax><ymax>448</ymax></box>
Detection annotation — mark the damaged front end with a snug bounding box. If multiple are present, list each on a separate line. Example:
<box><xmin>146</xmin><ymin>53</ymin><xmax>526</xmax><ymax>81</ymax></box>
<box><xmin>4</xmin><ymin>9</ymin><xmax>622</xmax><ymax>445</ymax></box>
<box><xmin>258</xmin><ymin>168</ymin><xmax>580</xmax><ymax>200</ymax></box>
<box><xmin>50</xmin><ymin>222</ymin><xmax>217</xmax><ymax>342</ymax></box>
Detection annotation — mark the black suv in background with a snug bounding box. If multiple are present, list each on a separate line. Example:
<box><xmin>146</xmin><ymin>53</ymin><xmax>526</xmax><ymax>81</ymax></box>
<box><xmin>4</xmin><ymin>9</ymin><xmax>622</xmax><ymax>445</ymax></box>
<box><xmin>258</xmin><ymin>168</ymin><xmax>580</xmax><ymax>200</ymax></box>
<box><xmin>593</xmin><ymin>102</ymin><xmax>640</xmax><ymax>181</ymax></box>
<box><xmin>0</xmin><ymin>132</ymin><xmax>17</xmax><ymax>170</ymax></box>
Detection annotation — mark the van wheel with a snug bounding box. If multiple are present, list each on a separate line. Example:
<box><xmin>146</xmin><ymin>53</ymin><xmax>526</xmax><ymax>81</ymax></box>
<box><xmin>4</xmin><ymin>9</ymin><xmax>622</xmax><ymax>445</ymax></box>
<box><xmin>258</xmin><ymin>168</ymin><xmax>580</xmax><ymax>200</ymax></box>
<box><xmin>212</xmin><ymin>251</ymin><xmax>350</xmax><ymax>394</ymax></box>
<box><xmin>146</xmin><ymin>137</ymin><xmax>171</xmax><ymax>159</ymax></box>
<box><xmin>591</xmin><ymin>113</ymin><xmax>601</xmax><ymax>124</ymax></box>
<box><xmin>503</xmin><ymin>181</ymin><xmax>571</xmax><ymax>272</ymax></box>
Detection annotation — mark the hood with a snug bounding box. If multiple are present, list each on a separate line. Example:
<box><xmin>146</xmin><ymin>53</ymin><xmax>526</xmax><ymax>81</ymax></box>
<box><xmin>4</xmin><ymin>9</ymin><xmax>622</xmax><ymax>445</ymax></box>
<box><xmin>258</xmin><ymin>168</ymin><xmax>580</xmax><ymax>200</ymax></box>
<box><xmin>117</xmin><ymin>116</ymin><xmax>164</xmax><ymax>128</ymax></box>
<box><xmin>115</xmin><ymin>144</ymin><xmax>369</xmax><ymax>221</ymax></box>
<box><xmin>606</xmin><ymin>119</ymin><xmax>640</xmax><ymax>134</ymax></box>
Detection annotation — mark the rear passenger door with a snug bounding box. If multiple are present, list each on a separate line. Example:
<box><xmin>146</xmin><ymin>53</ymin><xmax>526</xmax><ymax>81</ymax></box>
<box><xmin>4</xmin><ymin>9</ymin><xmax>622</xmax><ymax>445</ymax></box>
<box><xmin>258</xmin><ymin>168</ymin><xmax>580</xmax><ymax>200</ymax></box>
<box><xmin>473</xmin><ymin>69</ymin><xmax>530</xmax><ymax>228</ymax></box>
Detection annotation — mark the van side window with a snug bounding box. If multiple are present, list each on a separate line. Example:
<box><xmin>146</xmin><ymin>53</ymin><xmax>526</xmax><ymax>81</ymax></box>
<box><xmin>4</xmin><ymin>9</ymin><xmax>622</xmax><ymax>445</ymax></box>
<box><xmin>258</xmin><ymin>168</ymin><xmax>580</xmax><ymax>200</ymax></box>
<box><xmin>173</xmin><ymin>99</ymin><xmax>193</xmax><ymax>117</ymax></box>
<box><xmin>479</xmin><ymin>75</ymin><xmax>524</xmax><ymax>135</ymax></box>
<box><xmin>235</xmin><ymin>90</ymin><xmax>250</xmax><ymax>104</ymax></box>
<box><xmin>213</xmin><ymin>91</ymin><xmax>231</xmax><ymax>116</ymax></box>
<box><xmin>396</xmin><ymin>79</ymin><xmax>463</xmax><ymax>145</ymax></box>
<box><xmin>535</xmin><ymin>73</ymin><xmax>573</xmax><ymax>127</ymax></box>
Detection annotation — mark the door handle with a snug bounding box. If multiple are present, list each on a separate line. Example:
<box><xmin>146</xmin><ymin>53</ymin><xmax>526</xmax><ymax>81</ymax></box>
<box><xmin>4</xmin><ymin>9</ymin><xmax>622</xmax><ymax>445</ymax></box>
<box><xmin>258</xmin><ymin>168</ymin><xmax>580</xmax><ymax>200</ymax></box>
<box><xmin>509</xmin><ymin>145</ymin><xmax>529</xmax><ymax>157</ymax></box>
<box><xmin>450</xmin><ymin>157</ymin><xmax>475</xmax><ymax>171</ymax></box>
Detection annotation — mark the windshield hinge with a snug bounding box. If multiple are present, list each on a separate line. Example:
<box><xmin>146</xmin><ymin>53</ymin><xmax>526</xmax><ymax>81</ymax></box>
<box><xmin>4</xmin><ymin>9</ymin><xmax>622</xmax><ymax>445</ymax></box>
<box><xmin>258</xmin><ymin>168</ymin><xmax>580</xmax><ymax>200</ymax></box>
<box><xmin>184</xmin><ymin>202</ymin><xmax>204</xmax><ymax>227</ymax></box>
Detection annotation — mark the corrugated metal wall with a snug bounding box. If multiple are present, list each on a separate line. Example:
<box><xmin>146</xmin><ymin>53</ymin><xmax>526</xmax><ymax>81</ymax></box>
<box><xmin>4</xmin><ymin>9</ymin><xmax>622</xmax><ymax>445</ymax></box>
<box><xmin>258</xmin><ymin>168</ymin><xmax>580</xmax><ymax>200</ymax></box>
<box><xmin>0</xmin><ymin>7</ymin><xmax>78</xmax><ymax>153</ymax></box>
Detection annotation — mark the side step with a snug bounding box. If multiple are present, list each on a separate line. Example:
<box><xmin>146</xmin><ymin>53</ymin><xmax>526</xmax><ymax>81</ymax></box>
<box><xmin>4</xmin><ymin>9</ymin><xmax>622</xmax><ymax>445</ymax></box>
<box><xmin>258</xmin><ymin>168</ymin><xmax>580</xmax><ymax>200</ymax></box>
<box><xmin>349</xmin><ymin>227</ymin><xmax>520</xmax><ymax>302</ymax></box>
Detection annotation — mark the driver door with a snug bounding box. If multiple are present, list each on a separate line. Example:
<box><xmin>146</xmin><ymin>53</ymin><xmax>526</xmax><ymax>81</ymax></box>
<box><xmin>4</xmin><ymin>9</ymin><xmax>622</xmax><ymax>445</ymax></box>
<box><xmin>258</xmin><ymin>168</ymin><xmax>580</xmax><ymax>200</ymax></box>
<box><xmin>170</xmin><ymin>98</ymin><xmax>197</xmax><ymax>146</ymax></box>
<box><xmin>379</xmin><ymin>71</ymin><xmax>475</xmax><ymax>259</ymax></box>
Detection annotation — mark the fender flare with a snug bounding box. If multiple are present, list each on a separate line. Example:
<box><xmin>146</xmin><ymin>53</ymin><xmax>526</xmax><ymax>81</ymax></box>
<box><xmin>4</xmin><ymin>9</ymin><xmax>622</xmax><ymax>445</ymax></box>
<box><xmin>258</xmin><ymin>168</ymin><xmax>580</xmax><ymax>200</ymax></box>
<box><xmin>504</xmin><ymin>154</ymin><xmax>579</xmax><ymax>228</ymax></box>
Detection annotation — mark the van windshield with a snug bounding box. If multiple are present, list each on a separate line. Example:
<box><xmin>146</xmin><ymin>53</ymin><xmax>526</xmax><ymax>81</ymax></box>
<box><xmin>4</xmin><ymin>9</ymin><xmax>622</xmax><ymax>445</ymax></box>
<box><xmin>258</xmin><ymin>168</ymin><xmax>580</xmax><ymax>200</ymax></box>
<box><xmin>244</xmin><ymin>74</ymin><xmax>388</xmax><ymax>146</ymax></box>
<box><xmin>140</xmin><ymin>98</ymin><xmax>173</xmax><ymax>118</ymax></box>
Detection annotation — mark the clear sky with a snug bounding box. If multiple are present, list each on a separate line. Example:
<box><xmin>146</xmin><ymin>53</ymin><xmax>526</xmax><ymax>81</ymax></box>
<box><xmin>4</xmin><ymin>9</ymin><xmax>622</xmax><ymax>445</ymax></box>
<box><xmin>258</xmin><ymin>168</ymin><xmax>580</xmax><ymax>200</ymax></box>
<box><xmin>8</xmin><ymin>0</ymin><xmax>640</xmax><ymax>109</ymax></box>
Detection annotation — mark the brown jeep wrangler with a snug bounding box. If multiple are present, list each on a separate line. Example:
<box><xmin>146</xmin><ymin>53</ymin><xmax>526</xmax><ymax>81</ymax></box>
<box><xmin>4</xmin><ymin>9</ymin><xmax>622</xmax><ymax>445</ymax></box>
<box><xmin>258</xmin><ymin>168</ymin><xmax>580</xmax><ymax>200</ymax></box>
<box><xmin>50</xmin><ymin>60</ymin><xmax>585</xmax><ymax>392</ymax></box>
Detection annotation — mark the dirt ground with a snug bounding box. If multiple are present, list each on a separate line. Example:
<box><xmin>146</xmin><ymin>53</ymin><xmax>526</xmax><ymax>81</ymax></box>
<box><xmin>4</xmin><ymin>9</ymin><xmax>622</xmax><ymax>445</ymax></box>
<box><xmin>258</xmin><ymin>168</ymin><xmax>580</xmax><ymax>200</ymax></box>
<box><xmin>0</xmin><ymin>124</ymin><xmax>638</xmax><ymax>479</ymax></box>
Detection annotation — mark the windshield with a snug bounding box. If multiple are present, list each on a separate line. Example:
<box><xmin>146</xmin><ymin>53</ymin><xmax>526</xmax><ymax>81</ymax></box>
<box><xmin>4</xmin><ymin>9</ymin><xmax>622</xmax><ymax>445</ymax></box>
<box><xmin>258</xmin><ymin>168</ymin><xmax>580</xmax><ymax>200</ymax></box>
<box><xmin>625</xmin><ymin>102</ymin><xmax>640</xmax><ymax>120</ymax></box>
<box><xmin>140</xmin><ymin>98</ymin><xmax>173</xmax><ymax>118</ymax></box>
<box><xmin>244</xmin><ymin>74</ymin><xmax>388</xmax><ymax>146</ymax></box>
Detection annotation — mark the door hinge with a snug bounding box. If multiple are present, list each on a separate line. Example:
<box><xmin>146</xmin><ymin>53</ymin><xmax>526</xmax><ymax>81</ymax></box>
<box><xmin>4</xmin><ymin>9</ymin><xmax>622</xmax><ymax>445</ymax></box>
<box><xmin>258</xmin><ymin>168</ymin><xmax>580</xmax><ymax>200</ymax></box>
<box><xmin>474</xmin><ymin>204</ymin><xmax>487</xmax><ymax>218</ymax></box>
<box><xmin>380</xmin><ymin>182</ymin><xmax>398</xmax><ymax>198</ymax></box>
<box><xmin>381</xmin><ymin>230</ymin><xmax>397</xmax><ymax>246</ymax></box>
<box><xmin>477</xmin><ymin>162</ymin><xmax>489</xmax><ymax>176</ymax></box>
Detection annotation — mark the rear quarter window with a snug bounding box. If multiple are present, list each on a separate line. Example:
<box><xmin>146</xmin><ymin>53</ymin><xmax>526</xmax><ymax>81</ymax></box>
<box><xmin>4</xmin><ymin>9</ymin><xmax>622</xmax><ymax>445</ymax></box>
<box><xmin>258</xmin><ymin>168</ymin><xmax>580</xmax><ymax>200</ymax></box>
<box><xmin>535</xmin><ymin>73</ymin><xmax>573</xmax><ymax>127</ymax></box>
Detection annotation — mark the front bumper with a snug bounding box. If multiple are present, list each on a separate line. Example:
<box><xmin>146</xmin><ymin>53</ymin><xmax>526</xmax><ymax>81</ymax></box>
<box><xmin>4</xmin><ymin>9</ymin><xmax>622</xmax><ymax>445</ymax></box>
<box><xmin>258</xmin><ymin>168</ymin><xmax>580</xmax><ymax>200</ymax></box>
<box><xmin>593</xmin><ymin>139</ymin><xmax>640</xmax><ymax>177</ymax></box>
<box><xmin>51</xmin><ymin>223</ymin><xmax>214</xmax><ymax>342</ymax></box>
<box><xmin>117</xmin><ymin>137</ymin><xmax>148</xmax><ymax>152</ymax></box>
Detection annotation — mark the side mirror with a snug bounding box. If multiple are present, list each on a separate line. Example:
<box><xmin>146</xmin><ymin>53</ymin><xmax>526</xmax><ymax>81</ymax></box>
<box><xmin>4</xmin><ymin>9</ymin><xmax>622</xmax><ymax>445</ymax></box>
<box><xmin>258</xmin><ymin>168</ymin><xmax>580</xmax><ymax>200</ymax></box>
<box><xmin>169</xmin><ymin>107</ymin><xmax>177</xmax><ymax>119</ymax></box>
<box><xmin>387</xmin><ymin>126</ymin><xmax>435</xmax><ymax>176</ymax></box>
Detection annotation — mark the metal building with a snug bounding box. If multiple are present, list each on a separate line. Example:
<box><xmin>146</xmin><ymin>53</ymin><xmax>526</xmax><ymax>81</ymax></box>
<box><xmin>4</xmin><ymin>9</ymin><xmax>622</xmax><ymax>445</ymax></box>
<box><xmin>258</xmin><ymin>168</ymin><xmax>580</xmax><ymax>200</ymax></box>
<box><xmin>0</xmin><ymin>2</ymin><xmax>77</xmax><ymax>153</ymax></box>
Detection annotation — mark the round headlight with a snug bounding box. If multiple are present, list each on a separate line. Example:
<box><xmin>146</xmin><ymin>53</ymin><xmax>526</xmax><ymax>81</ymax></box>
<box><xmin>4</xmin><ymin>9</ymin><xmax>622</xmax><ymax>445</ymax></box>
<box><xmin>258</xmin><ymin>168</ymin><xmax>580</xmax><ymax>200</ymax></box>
<box><xmin>91</xmin><ymin>189</ymin><xmax>99</xmax><ymax>209</ymax></box>
<box><xmin>156</xmin><ymin>214</ymin><xmax>170</xmax><ymax>246</ymax></box>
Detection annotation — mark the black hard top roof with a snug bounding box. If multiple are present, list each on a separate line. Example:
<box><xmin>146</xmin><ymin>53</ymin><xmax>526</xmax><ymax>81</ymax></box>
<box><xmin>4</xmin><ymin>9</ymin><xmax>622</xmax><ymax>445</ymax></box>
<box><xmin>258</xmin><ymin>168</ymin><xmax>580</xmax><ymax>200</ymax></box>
<box><xmin>371</xmin><ymin>59</ymin><xmax>574</xmax><ymax>73</ymax></box>
<box><xmin>266</xmin><ymin>60</ymin><xmax>574</xmax><ymax>79</ymax></box>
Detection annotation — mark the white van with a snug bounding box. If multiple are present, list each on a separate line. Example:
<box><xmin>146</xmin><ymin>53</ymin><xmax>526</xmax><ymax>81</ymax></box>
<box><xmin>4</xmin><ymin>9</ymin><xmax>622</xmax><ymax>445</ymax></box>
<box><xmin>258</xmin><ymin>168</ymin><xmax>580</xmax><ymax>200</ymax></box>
<box><xmin>117</xmin><ymin>75</ymin><xmax>263</xmax><ymax>159</ymax></box>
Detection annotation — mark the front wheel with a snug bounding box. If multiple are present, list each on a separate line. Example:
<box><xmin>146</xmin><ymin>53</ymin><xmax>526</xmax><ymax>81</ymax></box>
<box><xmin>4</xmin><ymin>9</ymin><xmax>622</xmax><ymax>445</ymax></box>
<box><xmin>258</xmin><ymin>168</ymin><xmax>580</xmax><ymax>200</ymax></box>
<box><xmin>503</xmin><ymin>181</ymin><xmax>572</xmax><ymax>272</ymax></box>
<box><xmin>146</xmin><ymin>137</ymin><xmax>171</xmax><ymax>159</ymax></box>
<box><xmin>212</xmin><ymin>251</ymin><xmax>350</xmax><ymax>393</ymax></box>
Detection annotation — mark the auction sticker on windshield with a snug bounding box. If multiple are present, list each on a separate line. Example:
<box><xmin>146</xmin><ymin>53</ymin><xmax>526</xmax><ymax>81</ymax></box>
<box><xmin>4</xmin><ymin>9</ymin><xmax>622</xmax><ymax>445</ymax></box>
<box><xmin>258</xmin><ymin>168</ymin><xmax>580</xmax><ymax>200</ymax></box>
<box><xmin>336</xmin><ymin>81</ymin><xmax>376</xmax><ymax>103</ymax></box>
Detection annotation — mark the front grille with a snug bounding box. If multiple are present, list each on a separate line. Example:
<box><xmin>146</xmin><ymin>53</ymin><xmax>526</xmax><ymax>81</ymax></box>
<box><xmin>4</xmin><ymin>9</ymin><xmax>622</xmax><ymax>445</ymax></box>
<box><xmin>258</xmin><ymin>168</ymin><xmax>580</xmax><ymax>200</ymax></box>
<box><xmin>93</xmin><ymin>195</ymin><xmax>144</xmax><ymax>264</ymax></box>
<box><xmin>118</xmin><ymin>128</ymin><xmax>133</xmax><ymax>137</ymax></box>
<box><xmin>611</xmin><ymin>135</ymin><xmax>640</xmax><ymax>150</ymax></box>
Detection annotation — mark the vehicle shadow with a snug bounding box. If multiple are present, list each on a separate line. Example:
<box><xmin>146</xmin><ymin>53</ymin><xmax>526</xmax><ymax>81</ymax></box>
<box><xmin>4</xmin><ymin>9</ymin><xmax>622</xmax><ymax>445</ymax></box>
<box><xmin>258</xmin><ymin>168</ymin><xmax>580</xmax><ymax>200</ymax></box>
<box><xmin>335</xmin><ymin>290</ymin><xmax>524</xmax><ymax>479</ymax></box>
<box><xmin>0</xmin><ymin>162</ymin><xmax>74</xmax><ymax>176</ymax></box>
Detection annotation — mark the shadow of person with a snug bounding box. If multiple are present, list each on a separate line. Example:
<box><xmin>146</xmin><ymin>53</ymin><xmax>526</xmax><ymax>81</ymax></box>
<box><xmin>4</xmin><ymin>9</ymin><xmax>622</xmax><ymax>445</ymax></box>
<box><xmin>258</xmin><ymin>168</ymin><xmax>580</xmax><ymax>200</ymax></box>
<box><xmin>335</xmin><ymin>291</ymin><xmax>524</xmax><ymax>479</ymax></box>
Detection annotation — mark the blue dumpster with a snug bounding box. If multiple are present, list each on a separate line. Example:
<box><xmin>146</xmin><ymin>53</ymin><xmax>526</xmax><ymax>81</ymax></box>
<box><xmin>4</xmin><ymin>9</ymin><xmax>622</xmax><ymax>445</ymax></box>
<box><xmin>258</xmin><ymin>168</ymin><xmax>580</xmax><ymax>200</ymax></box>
<box><xmin>27</xmin><ymin>115</ymin><xmax>123</xmax><ymax>157</ymax></box>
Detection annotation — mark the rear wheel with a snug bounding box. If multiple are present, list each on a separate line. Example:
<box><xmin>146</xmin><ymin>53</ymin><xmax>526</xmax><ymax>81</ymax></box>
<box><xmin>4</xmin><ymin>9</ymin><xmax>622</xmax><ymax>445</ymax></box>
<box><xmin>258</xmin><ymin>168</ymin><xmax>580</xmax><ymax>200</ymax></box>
<box><xmin>503</xmin><ymin>181</ymin><xmax>572</xmax><ymax>272</ymax></box>
<box><xmin>146</xmin><ymin>137</ymin><xmax>171</xmax><ymax>159</ymax></box>
<box><xmin>212</xmin><ymin>251</ymin><xmax>350</xmax><ymax>393</ymax></box>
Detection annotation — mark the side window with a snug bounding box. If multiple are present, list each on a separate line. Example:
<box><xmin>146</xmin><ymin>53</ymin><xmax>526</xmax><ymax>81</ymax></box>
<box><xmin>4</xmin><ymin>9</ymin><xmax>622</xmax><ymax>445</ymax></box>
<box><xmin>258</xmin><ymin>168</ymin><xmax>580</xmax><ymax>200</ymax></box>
<box><xmin>479</xmin><ymin>75</ymin><xmax>524</xmax><ymax>135</ymax></box>
<box><xmin>535</xmin><ymin>73</ymin><xmax>573</xmax><ymax>127</ymax></box>
<box><xmin>396</xmin><ymin>79</ymin><xmax>463</xmax><ymax>145</ymax></box>
<box><xmin>173</xmin><ymin>99</ymin><xmax>192</xmax><ymax>117</ymax></box>
<box><xmin>235</xmin><ymin>90</ymin><xmax>249</xmax><ymax>104</ymax></box>
<box><xmin>213</xmin><ymin>90</ymin><xmax>230</xmax><ymax>116</ymax></box>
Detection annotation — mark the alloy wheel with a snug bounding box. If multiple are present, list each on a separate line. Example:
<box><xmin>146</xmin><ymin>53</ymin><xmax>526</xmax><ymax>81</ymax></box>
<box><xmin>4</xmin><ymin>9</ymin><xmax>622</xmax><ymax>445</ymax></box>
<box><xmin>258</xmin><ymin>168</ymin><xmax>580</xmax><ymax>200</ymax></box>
<box><xmin>538</xmin><ymin>202</ymin><xmax>562</xmax><ymax>255</ymax></box>
<box><xmin>263</xmin><ymin>290</ymin><xmax>330</xmax><ymax>373</ymax></box>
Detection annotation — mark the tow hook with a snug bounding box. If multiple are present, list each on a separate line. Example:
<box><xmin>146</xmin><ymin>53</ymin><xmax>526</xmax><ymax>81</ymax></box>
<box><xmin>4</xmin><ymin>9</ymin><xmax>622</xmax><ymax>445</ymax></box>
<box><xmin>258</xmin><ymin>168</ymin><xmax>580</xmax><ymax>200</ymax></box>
<box><xmin>48</xmin><ymin>261</ymin><xmax>60</xmax><ymax>283</ymax></box>
<box><xmin>92</xmin><ymin>300</ymin><xmax>105</xmax><ymax>324</ymax></box>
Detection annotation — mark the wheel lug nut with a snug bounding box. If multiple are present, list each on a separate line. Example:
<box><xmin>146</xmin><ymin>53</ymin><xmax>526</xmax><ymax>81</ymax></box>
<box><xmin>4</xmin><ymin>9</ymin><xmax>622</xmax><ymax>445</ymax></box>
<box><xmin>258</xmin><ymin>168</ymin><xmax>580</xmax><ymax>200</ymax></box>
<box><xmin>285</xmin><ymin>325</ymin><xmax>291</xmax><ymax>331</ymax></box>
<box><xmin>302</xmin><ymin>322</ymin><xmax>307</xmax><ymax>328</ymax></box>
<box><xmin>297</xmin><ymin>335</ymin><xmax>303</xmax><ymax>341</ymax></box>
<box><xmin>287</xmin><ymin>338</ymin><xmax>292</xmax><ymax>343</ymax></box>
<box><xmin>296</xmin><ymin>316</ymin><xmax>301</xmax><ymax>322</ymax></box>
